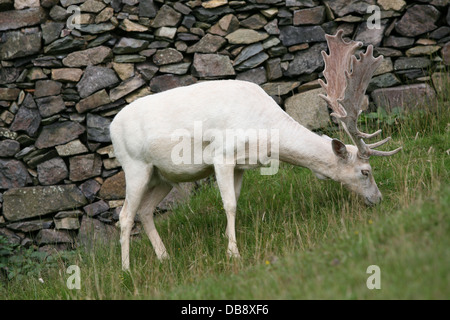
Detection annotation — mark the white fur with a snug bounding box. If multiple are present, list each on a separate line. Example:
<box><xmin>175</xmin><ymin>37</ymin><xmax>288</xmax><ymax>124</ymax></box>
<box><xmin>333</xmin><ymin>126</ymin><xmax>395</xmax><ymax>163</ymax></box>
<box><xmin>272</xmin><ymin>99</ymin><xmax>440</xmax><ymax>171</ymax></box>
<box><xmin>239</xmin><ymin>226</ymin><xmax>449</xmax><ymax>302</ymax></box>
<box><xmin>110</xmin><ymin>80</ymin><xmax>381</xmax><ymax>270</ymax></box>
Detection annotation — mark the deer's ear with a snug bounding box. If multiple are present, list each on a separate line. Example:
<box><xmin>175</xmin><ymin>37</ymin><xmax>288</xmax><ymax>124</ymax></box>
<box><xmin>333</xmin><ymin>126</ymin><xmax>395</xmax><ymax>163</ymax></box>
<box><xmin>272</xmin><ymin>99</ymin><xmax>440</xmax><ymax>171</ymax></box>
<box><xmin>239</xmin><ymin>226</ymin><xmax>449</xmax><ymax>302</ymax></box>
<box><xmin>332</xmin><ymin>139</ymin><xmax>349</xmax><ymax>160</ymax></box>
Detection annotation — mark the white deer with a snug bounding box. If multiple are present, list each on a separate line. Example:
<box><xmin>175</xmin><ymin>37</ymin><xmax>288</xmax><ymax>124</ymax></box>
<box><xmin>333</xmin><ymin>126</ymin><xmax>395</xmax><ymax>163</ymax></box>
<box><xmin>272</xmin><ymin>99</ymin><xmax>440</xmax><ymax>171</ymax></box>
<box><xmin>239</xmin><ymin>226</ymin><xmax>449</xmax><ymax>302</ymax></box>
<box><xmin>110</xmin><ymin>30</ymin><xmax>401</xmax><ymax>270</ymax></box>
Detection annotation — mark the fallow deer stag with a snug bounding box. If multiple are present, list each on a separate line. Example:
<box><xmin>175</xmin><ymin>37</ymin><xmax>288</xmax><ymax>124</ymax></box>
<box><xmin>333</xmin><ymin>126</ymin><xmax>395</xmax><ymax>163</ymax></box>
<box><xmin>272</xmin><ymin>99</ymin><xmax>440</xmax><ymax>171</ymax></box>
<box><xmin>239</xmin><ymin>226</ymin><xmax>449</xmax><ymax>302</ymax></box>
<box><xmin>110</xmin><ymin>30</ymin><xmax>401</xmax><ymax>270</ymax></box>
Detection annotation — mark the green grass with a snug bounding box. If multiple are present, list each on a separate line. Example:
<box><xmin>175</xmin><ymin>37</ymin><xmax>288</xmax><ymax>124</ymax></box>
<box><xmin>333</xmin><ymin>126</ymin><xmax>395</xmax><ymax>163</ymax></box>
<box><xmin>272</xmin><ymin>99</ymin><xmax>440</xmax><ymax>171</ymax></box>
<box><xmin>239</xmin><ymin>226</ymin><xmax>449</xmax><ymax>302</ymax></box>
<box><xmin>1</xmin><ymin>85</ymin><xmax>449</xmax><ymax>300</ymax></box>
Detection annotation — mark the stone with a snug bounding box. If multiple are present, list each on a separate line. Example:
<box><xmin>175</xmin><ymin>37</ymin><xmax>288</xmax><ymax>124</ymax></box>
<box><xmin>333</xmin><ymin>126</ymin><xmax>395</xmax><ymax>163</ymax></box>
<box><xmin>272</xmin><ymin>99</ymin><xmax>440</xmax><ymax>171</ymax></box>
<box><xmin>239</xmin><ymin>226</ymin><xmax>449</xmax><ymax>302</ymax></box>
<box><xmin>35</xmin><ymin>95</ymin><xmax>66</xmax><ymax>118</ymax></box>
<box><xmin>0</xmin><ymin>87</ymin><xmax>20</xmax><ymax>100</ymax></box>
<box><xmin>233</xmin><ymin>43</ymin><xmax>264</xmax><ymax>66</ymax></box>
<box><xmin>51</xmin><ymin>68</ymin><xmax>83</xmax><ymax>83</ymax></box>
<box><xmin>77</xmin><ymin>215</ymin><xmax>118</xmax><ymax>246</ymax></box>
<box><xmin>43</xmin><ymin>36</ymin><xmax>85</xmax><ymax>55</ymax></box>
<box><xmin>431</xmin><ymin>72</ymin><xmax>450</xmax><ymax>97</ymax></box>
<box><xmin>139</xmin><ymin>0</ymin><xmax>157</xmax><ymax>18</ymax></box>
<box><xmin>35</xmin><ymin>121</ymin><xmax>85</xmax><ymax>149</ymax></box>
<box><xmin>285</xmin><ymin>42</ymin><xmax>327</xmax><ymax>77</ymax></box>
<box><xmin>406</xmin><ymin>46</ymin><xmax>441</xmax><ymax>57</ymax></box>
<box><xmin>394</xmin><ymin>57</ymin><xmax>432</xmax><ymax>71</ymax></box>
<box><xmin>112</xmin><ymin>63</ymin><xmax>135</xmax><ymax>81</ymax></box>
<box><xmin>136</xmin><ymin>62</ymin><xmax>159</xmax><ymax>81</ymax></box>
<box><xmin>24</xmin><ymin>148</ymin><xmax>58</xmax><ymax>169</ymax></box>
<box><xmin>25</xmin><ymin>67</ymin><xmax>46</xmax><ymax>81</ymax></box>
<box><xmin>285</xmin><ymin>88</ymin><xmax>330</xmax><ymax>130</ymax></box>
<box><xmin>373</xmin><ymin>58</ymin><xmax>394</xmax><ymax>76</ymax></box>
<box><xmin>49</xmin><ymin>5</ymin><xmax>69</xmax><ymax>21</ymax></box>
<box><xmin>264</xmin><ymin>19</ymin><xmax>280</xmax><ymax>35</ymax></box>
<box><xmin>9</xmin><ymin>106</ymin><xmax>41</xmax><ymax>137</ymax></box>
<box><xmin>261</xmin><ymin>81</ymin><xmax>301</xmax><ymax>96</ymax></box>
<box><xmin>114</xmin><ymin>54</ymin><xmax>146</xmax><ymax>63</ymax></box>
<box><xmin>0</xmin><ymin>140</ymin><xmax>20</xmax><ymax>157</ymax></box>
<box><xmin>226</xmin><ymin>29</ymin><xmax>269</xmax><ymax>45</ymax></box>
<box><xmin>69</xmin><ymin>153</ymin><xmax>102</xmax><ymax>182</ymax></box>
<box><xmin>109</xmin><ymin>76</ymin><xmax>146</xmax><ymax>102</ymax></box>
<box><xmin>236</xmin><ymin>66</ymin><xmax>267</xmax><ymax>85</ymax></box>
<box><xmin>152</xmin><ymin>48</ymin><xmax>184</xmax><ymax>66</ymax></box>
<box><xmin>323</xmin><ymin>0</ymin><xmax>375</xmax><ymax>17</ymax></box>
<box><xmin>87</xmin><ymin>113</ymin><xmax>111</xmax><ymax>143</ymax></box>
<box><xmin>14</xmin><ymin>0</ymin><xmax>39</xmax><ymax>9</ymax></box>
<box><xmin>0</xmin><ymin>128</ymin><xmax>18</xmax><ymax>140</ymax></box>
<box><xmin>371</xmin><ymin>84</ymin><xmax>437</xmax><ymax>112</ymax></box>
<box><xmin>442</xmin><ymin>42</ymin><xmax>450</xmax><ymax>66</ymax></box>
<box><xmin>0</xmin><ymin>7</ymin><xmax>46</xmax><ymax>31</ymax></box>
<box><xmin>75</xmin><ymin>89</ymin><xmax>111</xmax><ymax>113</ymax></box>
<box><xmin>240</xmin><ymin>14</ymin><xmax>267</xmax><ymax>30</ymax></box>
<box><xmin>154</xmin><ymin>27</ymin><xmax>177</xmax><ymax>40</ymax></box>
<box><xmin>41</xmin><ymin>22</ymin><xmax>65</xmax><ymax>45</ymax></box>
<box><xmin>202</xmin><ymin>0</ymin><xmax>227</xmax><ymax>9</ymax></box>
<box><xmin>1</xmin><ymin>110</ymin><xmax>14</xmax><ymax>125</ymax></box>
<box><xmin>377</xmin><ymin>0</ymin><xmax>406</xmax><ymax>11</ymax></box>
<box><xmin>192</xmin><ymin>53</ymin><xmax>235</xmax><ymax>78</ymax></box>
<box><xmin>0</xmin><ymin>159</ymin><xmax>31</xmax><ymax>189</ymax></box>
<box><xmin>149</xmin><ymin>74</ymin><xmax>197</xmax><ymax>92</ymax></box>
<box><xmin>83</xmin><ymin>200</ymin><xmax>109</xmax><ymax>217</ymax></box>
<box><xmin>279</xmin><ymin>26</ymin><xmax>325</xmax><ymax>46</ymax></box>
<box><xmin>77</xmin><ymin>66</ymin><xmax>119</xmax><ymax>99</ymax></box>
<box><xmin>208</xmin><ymin>14</ymin><xmax>239</xmax><ymax>36</ymax></box>
<box><xmin>62</xmin><ymin>46</ymin><xmax>112</xmax><ymax>67</ymax></box>
<box><xmin>0</xmin><ymin>67</ymin><xmax>20</xmax><ymax>85</ymax></box>
<box><xmin>113</xmin><ymin>38</ymin><xmax>149</xmax><ymax>54</ymax></box>
<box><xmin>0</xmin><ymin>31</ymin><xmax>41</xmax><ymax>60</ymax></box>
<box><xmin>55</xmin><ymin>139</ymin><xmax>89</xmax><ymax>157</ymax></box>
<box><xmin>176</xmin><ymin>33</ymin><xmax>200</xmax><ymax>42</ymax></box>
<box><xmin>159</xmin><ymin>62</ymin><xmax>191</xmax><ymax>75</ymax></box>
<box><xmin>367</xmin><ymin>73</ymin><xmax>401</xmax><ymax>92</ymax></box>
<box><xmin>34</xmin><ymin>80</ymin><xmax>62</xmax><ymax>98</ymax></box>
<box><xmin>54</xmin><ymin>217</ymin><xmax>80</xmax><ymax>230</ymax></box>
<box><xmin>354</xmin><ymin>19</ymin><xmax>388</xmax><ymax>47</ymax></box>
<box><xmin>37</xmin><ymin>157</ymin><xmax>68</xmax><ymax>186</ymax></box>
<box><xmin>79</xmin><ymin>179</ymin><xmax>101</xmax><ymax>202</ymax></box>
<box><xmin>152</xmin><ymin>4</ymin><xmax>182</xmax><ymax>28</ymax></box>
<box><xmin>77</xmin><ymin>22</ymin><xmax>116</xmax><ymax>34</ymax></box>
<box><xmin>99</xmin><ymin>171</ymin><xmax>125</xmax><ymax>200</ymax></box>
<box><xmin>395</xmin><ymin>5</ymin><xmax>440</xmax><ymax>37</ymax></box>
<box><xmin>293</xmin><ymin>6</ymin><xmax>325</xmax><ymax>25</ymax></box>
<box><xmin>234</xmin><ymin>52</ymin><xmax>269</xmax><ymax>71</ymax></box>
<box><xmin>266</xmin><ymin>58</ymin><xmax>283</xmax><ymax>80</ymax></box>
<box><xmin>430</xmin><ymin>27</ymin><xmax>450</xmax><ymax>40</ymax></box>
<box><xmin>187</xmin><ymin>34</ymin><xmax>227</xmax><ymax>53</ymax></box>
<box><xmin>375</xmin><ymin>47</ymin><xmax>402</xmax><ymax>57</ymax></box>
<box><xmin>3</xmin><ymin>185</ymin><xmax>87</xmax><ymax>221</ymax></box>
<box><xmin>181</xmin><ymin>15</ymin><xmax>196</xmax><ymax>29</ymax></box>
<box><xmin>383</xmin><ymin>36</ymin><xmax>414</xmax><ymax>49</ymax></box>
<box><xmin>36</xmin><ymin>229</ymin><xmax>73</xmax><ymax>245</ymax></box>
<box><xmin>80</xmin><ymin>0</ymin><xmax>105</xmax><ymax>13</ymax></box>
<box><xmin>95</xmin><ymin>7</ymin><xmax>114</xmax><ymax>23</ymax></box>
<box><xmin>7</xmin><ymin>219</ymin><xmax>53</xmax><ymax>232</ymax></box>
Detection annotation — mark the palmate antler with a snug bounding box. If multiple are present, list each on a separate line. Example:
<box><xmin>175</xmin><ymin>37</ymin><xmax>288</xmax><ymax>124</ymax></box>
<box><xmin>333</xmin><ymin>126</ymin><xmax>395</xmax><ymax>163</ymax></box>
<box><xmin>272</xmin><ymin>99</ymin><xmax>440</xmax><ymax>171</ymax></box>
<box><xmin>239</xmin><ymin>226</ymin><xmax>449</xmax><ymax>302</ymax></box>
<box><xmin>318</xmin><ymin>30</ymin><xmax>402</xmax><ymax>159</ymax></box>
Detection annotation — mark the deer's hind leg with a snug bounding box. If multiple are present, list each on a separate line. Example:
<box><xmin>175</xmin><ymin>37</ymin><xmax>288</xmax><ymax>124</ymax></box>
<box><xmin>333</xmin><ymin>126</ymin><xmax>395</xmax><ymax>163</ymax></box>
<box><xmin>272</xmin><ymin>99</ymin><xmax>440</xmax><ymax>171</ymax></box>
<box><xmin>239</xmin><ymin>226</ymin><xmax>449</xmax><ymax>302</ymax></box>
<box><xmin>119</xmin><ymin>161</ymin><xmax>153</xmax><ymax>271</ymax></box>
<box><xmin>138</xmin><ymin>181</ymin><xmax>173</xmax><ymax>261</ymax></box>
<box><xmin>214</xmin><ymin>164</ymin><xmax>240</xmax><ymax>258</ymax></box>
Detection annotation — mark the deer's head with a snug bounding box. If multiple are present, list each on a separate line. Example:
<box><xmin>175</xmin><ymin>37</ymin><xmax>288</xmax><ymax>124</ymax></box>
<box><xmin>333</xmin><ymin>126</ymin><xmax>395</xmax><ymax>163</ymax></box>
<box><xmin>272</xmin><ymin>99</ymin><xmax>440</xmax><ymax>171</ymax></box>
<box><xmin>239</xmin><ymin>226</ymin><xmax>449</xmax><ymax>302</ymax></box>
<box><xmin>318</xmin><ymin>30</ymin><xmax>402</xmax><ymax>205</ymax></box>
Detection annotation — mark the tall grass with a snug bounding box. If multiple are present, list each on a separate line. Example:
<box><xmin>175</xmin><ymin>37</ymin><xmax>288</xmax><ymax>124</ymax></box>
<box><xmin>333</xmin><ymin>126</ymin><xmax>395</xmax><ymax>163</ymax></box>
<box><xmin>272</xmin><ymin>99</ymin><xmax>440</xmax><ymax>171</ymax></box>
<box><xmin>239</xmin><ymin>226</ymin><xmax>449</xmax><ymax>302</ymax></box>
<box><xmin>1</xmin><ymin>75</ymin><xmax>449</xmax><ymax>299</ymax></box>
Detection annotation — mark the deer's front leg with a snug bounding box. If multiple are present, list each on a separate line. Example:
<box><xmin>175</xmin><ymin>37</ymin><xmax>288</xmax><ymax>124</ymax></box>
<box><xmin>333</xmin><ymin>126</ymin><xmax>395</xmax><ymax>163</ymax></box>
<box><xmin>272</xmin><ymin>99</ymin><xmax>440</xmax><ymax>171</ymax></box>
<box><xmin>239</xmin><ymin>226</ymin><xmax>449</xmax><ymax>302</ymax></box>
<box><xmin>214</xmin><ymin>164</ymin><xmax>240</xmax><ymax>258</ymax></box>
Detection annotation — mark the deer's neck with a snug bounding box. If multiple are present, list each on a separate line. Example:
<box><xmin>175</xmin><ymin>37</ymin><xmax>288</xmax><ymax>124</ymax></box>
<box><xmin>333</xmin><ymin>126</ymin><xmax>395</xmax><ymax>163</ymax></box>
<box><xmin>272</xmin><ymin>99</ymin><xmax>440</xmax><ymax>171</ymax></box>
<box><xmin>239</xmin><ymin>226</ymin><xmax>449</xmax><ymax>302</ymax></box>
<box><xmin>277</xmin><ymin>117</ymin><xmax>337</xmax><ymax>179</ymax></box>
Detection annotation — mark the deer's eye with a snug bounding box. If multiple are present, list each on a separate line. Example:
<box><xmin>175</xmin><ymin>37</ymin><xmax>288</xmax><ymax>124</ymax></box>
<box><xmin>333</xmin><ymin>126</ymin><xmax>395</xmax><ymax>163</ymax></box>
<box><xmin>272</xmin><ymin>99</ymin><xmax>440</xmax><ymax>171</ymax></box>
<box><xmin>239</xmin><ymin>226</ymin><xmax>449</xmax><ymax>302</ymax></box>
<box><xmin>361</xmin><ymin>170</ymin><xmax>370</xmax><ymax>177</ymax></box>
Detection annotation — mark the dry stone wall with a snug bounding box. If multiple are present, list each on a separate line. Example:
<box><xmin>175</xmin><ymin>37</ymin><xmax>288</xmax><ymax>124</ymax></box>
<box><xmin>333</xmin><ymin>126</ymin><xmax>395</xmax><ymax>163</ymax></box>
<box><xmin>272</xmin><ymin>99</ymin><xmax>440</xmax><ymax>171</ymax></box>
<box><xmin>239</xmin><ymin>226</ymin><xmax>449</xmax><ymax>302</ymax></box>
<box><xmin>0</xmin><ymin>0</ymin><xmax>449</xmax><ymax>251</ymax></box>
